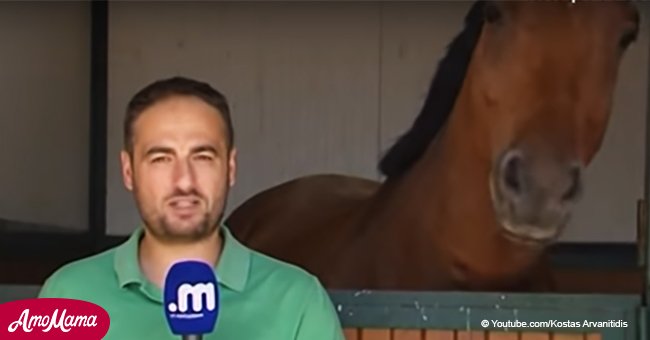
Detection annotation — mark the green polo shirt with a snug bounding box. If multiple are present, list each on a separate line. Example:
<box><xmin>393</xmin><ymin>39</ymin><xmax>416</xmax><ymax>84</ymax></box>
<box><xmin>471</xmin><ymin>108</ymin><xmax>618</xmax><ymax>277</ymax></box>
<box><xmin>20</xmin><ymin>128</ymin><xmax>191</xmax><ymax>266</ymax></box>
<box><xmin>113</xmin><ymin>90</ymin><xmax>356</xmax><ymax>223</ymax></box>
<box><xmin>38</xmin><ymin>225</ymin><xmax>345</xmax><ymax>340</ymax></box>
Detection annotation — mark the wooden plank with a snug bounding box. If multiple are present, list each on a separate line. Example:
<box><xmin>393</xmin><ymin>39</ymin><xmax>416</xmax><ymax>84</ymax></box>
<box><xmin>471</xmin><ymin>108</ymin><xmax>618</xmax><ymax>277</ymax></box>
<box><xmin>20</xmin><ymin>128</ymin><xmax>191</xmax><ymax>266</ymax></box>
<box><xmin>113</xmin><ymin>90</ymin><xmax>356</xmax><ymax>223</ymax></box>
<box><xmin>456</xmin><ymin>331</ymin><xmax>486</xmax><ymax>340</ymax></box>
<box><xmin>486</xmin><ymin>331</ymin><xmax>518</xmax><ymax>340</ymax></box>
<box><xmin>344</xmin><ymin>328</ymin><xmax>360</xmax><ymax>340</ymax></box>
<box><xmin>520</xmin><ymin>333</ymin><xmax>551</xmax><ymax>340</ymax></box>
<box><xmin>358</xmin><ymin>328</ymin><xmax>391</xmax><ymax>340</ymax></box>
<box><xmin>392</xmin><ymin>329</ymin><xmax>422</xmax><ymax>340</ymax></box>
<box><xmin>551</xmin><ymin>268</ymin><xmax>642</xmax><ymax>294</ymax></box>
<box><xmin>552</xmin><ymin>334</ymin><xmax>585</xmax><ymax>340</ymax></box>
<box><xmin>424</xmin><ymin>330</ymin><xmax>455</xmax><ymax>340</ymax></box>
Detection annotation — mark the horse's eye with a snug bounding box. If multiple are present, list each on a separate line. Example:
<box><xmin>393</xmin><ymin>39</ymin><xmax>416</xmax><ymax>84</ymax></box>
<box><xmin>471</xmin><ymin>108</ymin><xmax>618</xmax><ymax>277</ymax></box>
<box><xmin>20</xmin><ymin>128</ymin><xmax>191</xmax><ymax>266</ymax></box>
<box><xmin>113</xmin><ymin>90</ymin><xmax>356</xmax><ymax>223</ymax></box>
<box><xmin>484</xmin><ymin>1</ymin><xmax>502</xmax><ymax>24</ymax></box>
<box><xmin>619</xmin><ymin>29</ymin><xmax>637</xmax><ymax>50</ymax></box>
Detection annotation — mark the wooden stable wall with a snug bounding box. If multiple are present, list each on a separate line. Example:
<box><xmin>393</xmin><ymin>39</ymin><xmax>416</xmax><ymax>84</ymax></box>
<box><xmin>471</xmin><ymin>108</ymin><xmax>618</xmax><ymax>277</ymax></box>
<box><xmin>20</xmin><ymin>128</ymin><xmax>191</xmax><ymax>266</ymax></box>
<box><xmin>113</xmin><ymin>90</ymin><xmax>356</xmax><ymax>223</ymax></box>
<box><xmin>343</xmin><ymin>329</ymin><xmax>601</xmax><ymax>340</ymax></box>
<box><xmin>330</xmin><ymin>291</ymin><xmax>639</xmax><ymax>340</ymax></box>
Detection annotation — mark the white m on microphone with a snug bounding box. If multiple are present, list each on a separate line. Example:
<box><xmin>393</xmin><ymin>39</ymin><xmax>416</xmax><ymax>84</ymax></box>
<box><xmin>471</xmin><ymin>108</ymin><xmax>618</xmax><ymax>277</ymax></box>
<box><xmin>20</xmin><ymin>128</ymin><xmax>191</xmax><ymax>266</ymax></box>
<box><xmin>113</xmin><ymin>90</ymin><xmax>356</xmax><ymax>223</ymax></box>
<box><xmin>168</xmin><ymin>283</ymin><xmax>216</xmax><ymax>314</ymax></box>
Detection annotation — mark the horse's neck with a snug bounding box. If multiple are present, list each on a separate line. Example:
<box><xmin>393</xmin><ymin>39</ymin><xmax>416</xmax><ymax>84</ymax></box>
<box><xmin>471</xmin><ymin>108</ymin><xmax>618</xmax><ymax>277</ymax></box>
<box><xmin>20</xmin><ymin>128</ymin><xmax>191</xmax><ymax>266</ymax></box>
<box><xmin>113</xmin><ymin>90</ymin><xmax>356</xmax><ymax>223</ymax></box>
<box><xmin>367</xmin><ymin>99</ymin><xmax>546</xmax><ymax>289</ymax></box>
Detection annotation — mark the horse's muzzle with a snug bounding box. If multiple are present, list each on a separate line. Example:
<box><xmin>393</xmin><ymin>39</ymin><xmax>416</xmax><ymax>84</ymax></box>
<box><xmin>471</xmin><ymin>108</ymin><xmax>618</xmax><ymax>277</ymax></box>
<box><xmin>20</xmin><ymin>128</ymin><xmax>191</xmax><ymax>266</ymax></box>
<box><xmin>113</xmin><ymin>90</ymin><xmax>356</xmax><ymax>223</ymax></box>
<box><xmin>490</xmin><ymin>148</ymin><xmax>583</xmax><ymax>244</ymax></box>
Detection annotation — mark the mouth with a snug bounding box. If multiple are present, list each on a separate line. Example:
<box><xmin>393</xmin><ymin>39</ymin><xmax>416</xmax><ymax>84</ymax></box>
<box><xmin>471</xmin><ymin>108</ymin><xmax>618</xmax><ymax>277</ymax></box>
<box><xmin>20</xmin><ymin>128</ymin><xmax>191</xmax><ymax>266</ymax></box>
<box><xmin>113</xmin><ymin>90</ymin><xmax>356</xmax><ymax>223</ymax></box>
<box><xmin>168</xmin><ymin>197</ymin><xmax>202</xmax><ymax>217</ymax></box>
<box><xmin>488</xmin><ymin>172</ymin><xmax>564</xmax><ymax>247</ymax></box>
<box><xmin>499</xmin><ymin>221</ymin><xmax>560</xmax><ymax>247</ymax></box>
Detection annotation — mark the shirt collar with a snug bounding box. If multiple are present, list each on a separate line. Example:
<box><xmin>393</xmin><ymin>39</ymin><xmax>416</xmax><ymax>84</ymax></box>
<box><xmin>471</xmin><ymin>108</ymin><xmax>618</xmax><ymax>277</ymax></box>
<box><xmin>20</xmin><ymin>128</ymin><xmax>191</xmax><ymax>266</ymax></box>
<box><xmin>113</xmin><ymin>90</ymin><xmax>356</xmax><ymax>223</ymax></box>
<box><xmin>214</xmin><ymin>225</ymin><xmax>250</xmax><ymax>292</ymax></box>
<box><xmin>113</xmin><ymin>223</ymin><xmax>250</xmax><ymax>299</ymax></box>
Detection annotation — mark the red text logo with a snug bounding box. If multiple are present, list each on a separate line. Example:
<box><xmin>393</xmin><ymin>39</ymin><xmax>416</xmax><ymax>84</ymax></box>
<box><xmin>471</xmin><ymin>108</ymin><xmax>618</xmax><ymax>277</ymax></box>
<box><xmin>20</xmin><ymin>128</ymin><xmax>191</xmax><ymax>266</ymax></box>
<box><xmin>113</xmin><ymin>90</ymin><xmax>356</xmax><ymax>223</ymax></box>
<box><xmin>0</xmin><ymin>298</ymin><xmax>110</xmax><ymax>339</ymax></box>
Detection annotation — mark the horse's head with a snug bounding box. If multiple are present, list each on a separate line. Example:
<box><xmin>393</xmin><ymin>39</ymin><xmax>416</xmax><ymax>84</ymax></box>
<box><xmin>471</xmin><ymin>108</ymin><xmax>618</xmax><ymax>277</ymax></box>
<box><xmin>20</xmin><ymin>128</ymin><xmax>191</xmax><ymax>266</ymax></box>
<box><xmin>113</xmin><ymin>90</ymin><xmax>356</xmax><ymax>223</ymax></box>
<box><xmin>465</xmin><ymin>1</ymin><xmax>640</xmax><ymax>246</ymax></box>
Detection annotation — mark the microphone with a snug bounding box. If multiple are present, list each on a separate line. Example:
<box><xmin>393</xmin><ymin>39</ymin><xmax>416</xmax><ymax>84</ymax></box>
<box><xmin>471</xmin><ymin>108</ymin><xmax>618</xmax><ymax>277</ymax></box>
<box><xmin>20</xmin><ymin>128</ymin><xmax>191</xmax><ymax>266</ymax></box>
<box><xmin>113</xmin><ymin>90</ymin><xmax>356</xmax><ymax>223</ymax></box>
<box><xmin>163</xmin><ymin>260</ymin><xmax>220</xmax><ymax>340</ymax></box>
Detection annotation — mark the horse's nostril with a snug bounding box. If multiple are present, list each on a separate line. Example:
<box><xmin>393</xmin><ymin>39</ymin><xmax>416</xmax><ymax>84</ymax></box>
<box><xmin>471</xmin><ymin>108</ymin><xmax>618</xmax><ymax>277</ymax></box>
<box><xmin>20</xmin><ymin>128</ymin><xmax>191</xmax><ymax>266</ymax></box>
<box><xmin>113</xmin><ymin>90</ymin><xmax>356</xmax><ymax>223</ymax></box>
<box><xmin>502</xmin><ymin>152</ymin><xmax>523</xmax><ymax>195</ymax></box>
<box><xmin>562</xmin><ymin>166</ymin><xmax>582</xmax><ymax>201</ymax></box>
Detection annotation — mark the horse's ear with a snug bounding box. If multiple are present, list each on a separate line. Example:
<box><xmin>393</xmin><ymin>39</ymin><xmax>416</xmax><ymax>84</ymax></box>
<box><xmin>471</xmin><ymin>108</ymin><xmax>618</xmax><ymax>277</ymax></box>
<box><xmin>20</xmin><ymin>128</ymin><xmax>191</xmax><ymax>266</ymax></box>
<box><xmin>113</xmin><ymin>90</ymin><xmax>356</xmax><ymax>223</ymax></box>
<box><xmin>481</xmin><ymin>1</ymin><xmax>522</xmax><ymax>26</ymax></box>
<box><xmin>483</xmin><ymin>1</ymin><xmax>502</xmax><ymax>24</ymax></box>
<box><xmin>466</xmin><ymin>1</ymin><xmax>505</xmax><ymax>26</ymax></box>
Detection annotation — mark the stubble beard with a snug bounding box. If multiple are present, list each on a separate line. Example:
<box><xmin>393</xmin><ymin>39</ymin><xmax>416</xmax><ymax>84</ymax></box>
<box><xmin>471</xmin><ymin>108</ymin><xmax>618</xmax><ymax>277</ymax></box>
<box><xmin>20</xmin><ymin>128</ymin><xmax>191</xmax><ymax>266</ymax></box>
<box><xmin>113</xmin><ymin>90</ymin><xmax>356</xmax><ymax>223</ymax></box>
<box><xmin>155</xmin><ymin>211</ymin><xmax>220</xmax><ymax>243</ymax></box>
<box><xmin>133</xmin><ymin>183</ymin><xmax>230</xmax><ymax>245</ymax></box>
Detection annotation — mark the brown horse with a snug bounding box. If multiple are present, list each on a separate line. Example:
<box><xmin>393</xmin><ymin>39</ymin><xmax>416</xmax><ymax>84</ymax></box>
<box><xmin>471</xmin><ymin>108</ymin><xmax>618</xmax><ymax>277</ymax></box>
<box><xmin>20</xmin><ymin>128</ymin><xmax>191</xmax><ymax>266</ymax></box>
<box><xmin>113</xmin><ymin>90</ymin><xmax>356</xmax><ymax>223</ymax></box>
<box><xmin>226</xmin><ymin>1</ymin><xmax>640</xmax><ymax>292</ymax></box>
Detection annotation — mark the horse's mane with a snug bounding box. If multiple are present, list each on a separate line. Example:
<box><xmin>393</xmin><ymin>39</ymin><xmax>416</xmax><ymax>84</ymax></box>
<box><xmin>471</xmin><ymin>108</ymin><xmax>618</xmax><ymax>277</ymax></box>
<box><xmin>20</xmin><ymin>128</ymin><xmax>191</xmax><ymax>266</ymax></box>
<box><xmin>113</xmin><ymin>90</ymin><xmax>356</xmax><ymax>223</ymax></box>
<box><xmin>378</xmin><ymin>1</ymin><xmax>486</xmax><ymax>179</ymax></box>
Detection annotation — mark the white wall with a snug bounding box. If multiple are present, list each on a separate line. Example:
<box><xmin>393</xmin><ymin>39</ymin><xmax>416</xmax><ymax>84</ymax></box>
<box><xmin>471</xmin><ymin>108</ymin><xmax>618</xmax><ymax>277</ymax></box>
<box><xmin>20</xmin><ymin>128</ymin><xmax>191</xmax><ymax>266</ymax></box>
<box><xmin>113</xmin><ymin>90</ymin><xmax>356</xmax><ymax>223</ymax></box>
<box><xmin>0</xmin><ymin>2</ymin><xmax>90</xmax><ymax>232</ymax></box>
<box><xmin>106</xmin><ymin>2</ymin><xmax>383</xmax><ymax>235</ymax></box>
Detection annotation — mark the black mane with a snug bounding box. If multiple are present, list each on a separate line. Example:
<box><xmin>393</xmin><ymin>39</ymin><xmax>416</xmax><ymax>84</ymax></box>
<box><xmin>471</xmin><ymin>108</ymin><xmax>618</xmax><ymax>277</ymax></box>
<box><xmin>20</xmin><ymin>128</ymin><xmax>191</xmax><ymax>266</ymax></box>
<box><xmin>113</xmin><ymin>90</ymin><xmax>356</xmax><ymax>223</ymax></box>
<box><xmin>378</xmin><ymin>1</ymin><xmax>486</xmax><ymax>178</ymax></box>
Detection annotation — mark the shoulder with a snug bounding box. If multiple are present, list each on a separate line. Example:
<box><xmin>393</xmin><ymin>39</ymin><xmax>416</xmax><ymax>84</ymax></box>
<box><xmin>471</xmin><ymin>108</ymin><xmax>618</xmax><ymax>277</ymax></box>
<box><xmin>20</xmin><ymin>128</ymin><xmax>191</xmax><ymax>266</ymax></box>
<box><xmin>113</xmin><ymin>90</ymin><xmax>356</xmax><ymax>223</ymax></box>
<box><xmin>38</xmin><ymin>247</ymin><xmax>117</xmax><ymax>298</ymax></box>
<box><xmin>247</xmin><ymin>250</ymin><xmax>345</xmax><ymax>338</ymax></box>
<box><xmin>246</xmin><ymin>252</ymin><xmax>339</xmax><ymax>324</ymax></box>
<box><xmin>247</xmin><ymin>249</ymin><xmax>322</xmax><ymax>293</ymax></box>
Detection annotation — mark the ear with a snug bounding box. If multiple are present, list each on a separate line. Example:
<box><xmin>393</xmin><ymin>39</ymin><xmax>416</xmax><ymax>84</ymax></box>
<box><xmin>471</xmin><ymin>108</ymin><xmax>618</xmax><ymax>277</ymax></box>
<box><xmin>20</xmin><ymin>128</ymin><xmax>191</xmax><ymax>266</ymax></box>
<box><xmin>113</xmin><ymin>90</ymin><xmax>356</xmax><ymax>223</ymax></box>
<box><xmin>227</xmin><ymin>147</ymin><xmax>237</xmax><ymax>187</ymax></box>
<box><xmin>120</xmin><ymin>150</ymin><xmax>134</xmax><ymax>191</ymax></box>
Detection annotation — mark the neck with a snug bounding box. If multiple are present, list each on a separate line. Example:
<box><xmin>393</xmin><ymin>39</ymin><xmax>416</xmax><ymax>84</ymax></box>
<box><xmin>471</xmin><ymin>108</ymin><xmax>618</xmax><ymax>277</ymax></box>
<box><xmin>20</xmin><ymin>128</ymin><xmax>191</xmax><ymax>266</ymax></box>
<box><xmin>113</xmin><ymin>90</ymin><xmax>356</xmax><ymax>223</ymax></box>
<box><xmin>138</xmin><ymin>227</ymin><xmax>222</xmax><ymax>289</ymax></box>
<box><xmin>371</xmin><ymin>89</ymin><xmax>546</xmax><ymax>290</ymax></box>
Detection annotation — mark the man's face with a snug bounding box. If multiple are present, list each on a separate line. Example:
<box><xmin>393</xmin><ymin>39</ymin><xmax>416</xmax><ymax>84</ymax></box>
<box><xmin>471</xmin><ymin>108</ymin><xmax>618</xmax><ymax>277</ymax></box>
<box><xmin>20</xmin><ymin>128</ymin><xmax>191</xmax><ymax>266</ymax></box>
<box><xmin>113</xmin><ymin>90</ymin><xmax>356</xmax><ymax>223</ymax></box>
<box><xmin>120</xmin><ymin>95</ymin><xmax>236</xmax><ymax>243</ymax></box>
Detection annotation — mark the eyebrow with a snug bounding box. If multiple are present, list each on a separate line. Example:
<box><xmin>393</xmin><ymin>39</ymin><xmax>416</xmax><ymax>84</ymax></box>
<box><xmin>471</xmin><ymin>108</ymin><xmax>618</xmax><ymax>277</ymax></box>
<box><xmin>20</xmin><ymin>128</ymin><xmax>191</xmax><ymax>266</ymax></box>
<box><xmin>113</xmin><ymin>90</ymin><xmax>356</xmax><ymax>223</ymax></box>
<box><xmin>144</xmin><ymin>146</ymin><xmax>174</xmax><ymax>158</ymax></box>
<box><xmin>143</xmin><ymin>145</ymin><xmax>219</xmax><ymax>158</ymax></box>
<box><xmin>191</xmin><ymin>145</ymin><xmax>219</xmax><ymax>155</ymax></box>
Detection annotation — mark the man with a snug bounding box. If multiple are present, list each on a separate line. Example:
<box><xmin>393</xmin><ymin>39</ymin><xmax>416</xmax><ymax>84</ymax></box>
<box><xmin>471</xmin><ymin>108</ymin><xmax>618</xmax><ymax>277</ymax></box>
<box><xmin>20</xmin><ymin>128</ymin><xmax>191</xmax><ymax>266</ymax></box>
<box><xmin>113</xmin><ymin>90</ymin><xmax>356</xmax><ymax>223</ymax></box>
<box><xmin>38</xmin><ymin>76</ymin><xmax>346</xmax><ymax>340</ymax></box>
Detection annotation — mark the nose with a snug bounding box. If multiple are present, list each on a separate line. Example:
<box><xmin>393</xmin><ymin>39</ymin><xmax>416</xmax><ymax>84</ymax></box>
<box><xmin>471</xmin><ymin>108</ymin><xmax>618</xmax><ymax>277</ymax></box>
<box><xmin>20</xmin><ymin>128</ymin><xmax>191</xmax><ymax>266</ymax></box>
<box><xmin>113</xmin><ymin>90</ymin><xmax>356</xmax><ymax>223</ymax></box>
<box><xmin>494</xmin><ymin>148</ymin><xmax>582</xmax><ymax>234</ymax></box>
<box><xmin>174</xmin><ymin>160</ymin><xmax>196</xmax><ymax>192</ymax></box>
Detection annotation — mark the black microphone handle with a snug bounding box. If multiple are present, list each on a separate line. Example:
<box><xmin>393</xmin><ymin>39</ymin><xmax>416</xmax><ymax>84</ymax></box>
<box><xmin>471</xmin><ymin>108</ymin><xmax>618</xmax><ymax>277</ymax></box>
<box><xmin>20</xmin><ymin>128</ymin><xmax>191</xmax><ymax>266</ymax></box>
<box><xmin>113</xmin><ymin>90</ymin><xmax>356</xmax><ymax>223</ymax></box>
<box><xmin>182</xmin><ymin>335</ymin><xmax>202</xmax><ymax>340</ymax></box>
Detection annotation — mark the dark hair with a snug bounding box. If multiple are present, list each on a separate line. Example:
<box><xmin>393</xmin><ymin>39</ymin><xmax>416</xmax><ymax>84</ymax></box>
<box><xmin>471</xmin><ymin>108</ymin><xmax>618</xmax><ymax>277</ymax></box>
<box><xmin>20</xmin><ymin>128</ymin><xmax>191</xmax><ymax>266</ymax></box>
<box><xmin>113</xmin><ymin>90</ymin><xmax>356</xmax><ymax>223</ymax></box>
<box><xmin>123</xmin><ymin>76</ymin><xmax>234</xmax><ymax>154</ymax></box>
<box><xmin>378</xmin><ymin>1</ymin><xmax>485</xmax><ymax>179</ymax></box>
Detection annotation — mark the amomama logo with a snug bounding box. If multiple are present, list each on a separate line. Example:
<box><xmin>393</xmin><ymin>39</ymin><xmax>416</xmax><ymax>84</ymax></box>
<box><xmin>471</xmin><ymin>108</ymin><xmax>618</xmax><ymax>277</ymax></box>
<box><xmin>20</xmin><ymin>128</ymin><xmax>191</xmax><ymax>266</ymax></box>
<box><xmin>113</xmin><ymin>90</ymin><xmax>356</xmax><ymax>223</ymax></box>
<box><xmin>0</xmin><ymin>298</ymin><xmax>110</xmax><ymax>339</ymax></box>
<box><xmin>167</xmin><ymin>282</ymin><xmax>216</xmax><ymax>319</ymax></box>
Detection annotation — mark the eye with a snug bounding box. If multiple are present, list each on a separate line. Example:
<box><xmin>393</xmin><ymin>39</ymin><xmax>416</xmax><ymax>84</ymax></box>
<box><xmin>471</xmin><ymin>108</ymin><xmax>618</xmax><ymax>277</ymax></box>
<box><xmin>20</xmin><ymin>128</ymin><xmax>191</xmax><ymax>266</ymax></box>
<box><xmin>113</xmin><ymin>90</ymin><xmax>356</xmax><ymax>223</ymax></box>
<box><xmin>151</xmin><ymin>156</ymin><xmax>170</xmax><ymax>164</ymax></box>
<box><xmin>195</xmin><ymin>154</ymin><xmax>214</xmax><ymax>161</ymax></box>
<box><xmin>619</xmin><ymin>28</ymin><xmax>637</xmax><ymax>50</ymax></box>
<box><xmin>484</xmin><ymin>1</ymin><xmax>502</xmax><ymax>24</ymax></box>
